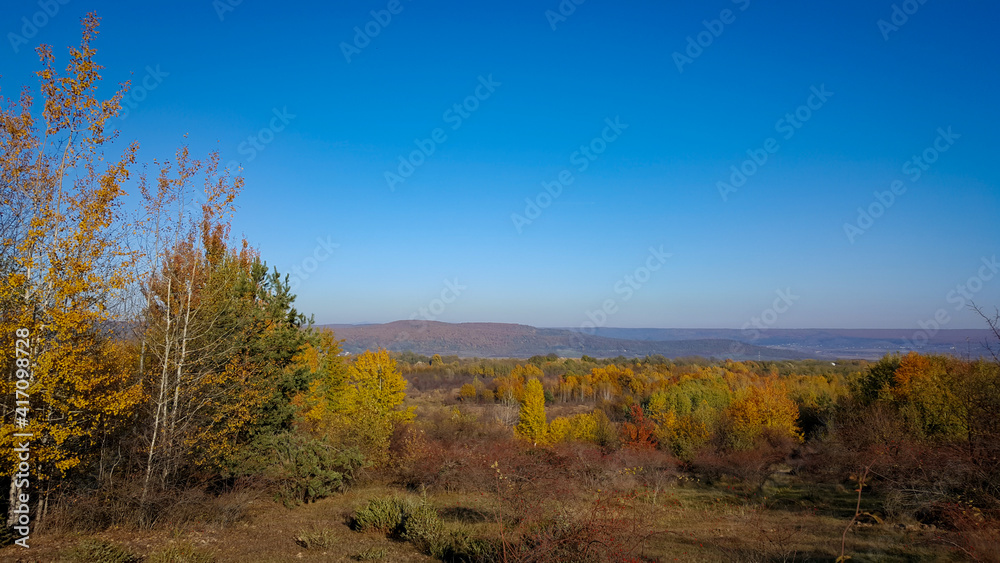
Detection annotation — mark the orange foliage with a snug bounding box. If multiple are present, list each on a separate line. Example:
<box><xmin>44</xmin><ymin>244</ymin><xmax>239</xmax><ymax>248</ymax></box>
<box><xmin>893</xmin><ymin>351</ymin><xmax>932</xmax><ymax>400</ymax></box>
<box><xmin>620</xmin><ymin>405</ymin><xmax>657</xmax><ymax>451</ymax></box>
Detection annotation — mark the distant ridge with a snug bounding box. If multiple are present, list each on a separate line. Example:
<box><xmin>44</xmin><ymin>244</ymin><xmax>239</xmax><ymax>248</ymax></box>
<box><xmin>319</xmin><ymin>321</ymin><xmax>808</xmax><ymax>360</ymax></box>
<box><xmin>579</xmin><ymin>327</ymin><xmax>994</xmax><ymax>359</ymax></box>
<box><xmin>316</xmin><ymin>321</ymin><xmax>995</xmax><ymax>360</ymax></box>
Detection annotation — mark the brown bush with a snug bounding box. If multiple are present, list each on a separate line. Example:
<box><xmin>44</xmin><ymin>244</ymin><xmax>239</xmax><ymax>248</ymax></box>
<box><xmin>45</xmin><ymin>478</ymin><xmax>261</xmax><ymax>532</ymax></box>
<box><xmin>692</xmin><ymin>430</ymin><xmax>796</xmax><ymax>492</ymax></box>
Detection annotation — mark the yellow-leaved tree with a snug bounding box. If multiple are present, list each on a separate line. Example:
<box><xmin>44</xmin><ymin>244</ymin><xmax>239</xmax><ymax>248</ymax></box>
<box><xmin>297</xmin><ymin>344</ymin><xmax>413</xmax><ymax>468</ymax></box>
<box><xmin>347</xmin><ymin>349</ymin><xmax>414</xmax><ymax>465</ymax></box>
<box><xmin>0</xmin><ymin>14</ymin><xmax>145</xmax><ymax>524</ymax></box>
<box><xmin>720</xmin><ymin>379</ymin><xmax>801</xmax><ymax>451</ymax></box>
<box><xmin>515</xmin><ymin>378</ymin><xmax>548</xmax><ymax>445</ymax></box>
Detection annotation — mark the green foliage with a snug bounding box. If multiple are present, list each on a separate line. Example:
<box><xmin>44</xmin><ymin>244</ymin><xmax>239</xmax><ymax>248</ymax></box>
<box><xmin>400</xmin><ymin>501</ymin><xmax>445</xmax><ymax>555</ymax></box>
<box><xmin>648</xmin><ymin>375</ymin><xmax>729</xmax><ymax>459</ymax></box>
<box><xmin>351</xmin><ymin>495</ymin><xmax>446</xmax><ymax>555</ymax></box>
<box><xmin>395</xmin><ymin>350</ymin><xmax>430</xmax><ymax>364</ymax></box>
<box><xmin>64</xmin><ymin>539</ymin><xmax>139</xmax><ymax>563</ymax></box>
<box><xmin>543</xmin><ymin>389</ymin><xmax>555</xmax><ymax>404</ymax></box>
<box><xmin>647</xmin><ymin>375</ymin><xmax>729</xmax><ymax>419</ymax></box>
<box><xmin>240</xmin><ymin>266</ymin><xmax>315</xmax><ymax>436</ymax></box>
<box><xmin>436</xmin><ymin>529</ymin><xmax>502</xmax><ymax>562</ymax></box>
<box><xmin>855</xmin><ymin>353</ymin><xmax>901</xmax><ymax>404</ymax></box>
<box><xmin>237</xmin><ymin>432</ymin><xmax>365</xmax><ymax>506</ymax></box>
<box><xmin>352</xmin><ymin>496</ymin><xmax>410</xmax><ymax>534</ymax></box>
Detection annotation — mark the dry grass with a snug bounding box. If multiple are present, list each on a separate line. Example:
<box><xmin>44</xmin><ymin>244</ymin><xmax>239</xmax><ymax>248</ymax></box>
<box><xmin>0</xmin><ymin>477</ymin><xmax>973</xmax><ymax>562</ymax></box>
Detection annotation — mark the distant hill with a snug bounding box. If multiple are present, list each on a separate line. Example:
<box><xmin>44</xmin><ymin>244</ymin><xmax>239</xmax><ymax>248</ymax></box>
<box><xmin>318</xmin><ymin>321</ymin><xmax>810</xmax><ymax>360</ymax></box>
<box><xmin>315</xmin><ymin>322</ymin><xmax>997</xmax><ymax>360</ymax></box>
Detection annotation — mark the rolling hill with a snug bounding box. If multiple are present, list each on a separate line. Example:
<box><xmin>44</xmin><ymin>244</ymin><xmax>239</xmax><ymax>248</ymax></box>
<box><xmin>319</xmin><ymin>321</ymin><xmax>810</xmax><ymax>360</ymax></box>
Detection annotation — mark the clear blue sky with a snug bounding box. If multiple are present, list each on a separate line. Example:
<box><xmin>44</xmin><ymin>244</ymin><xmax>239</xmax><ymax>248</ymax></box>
<box><xmin>2</xmin><ymin>0</ymin><xmax>998</xmax><ymax>329</ymax></box>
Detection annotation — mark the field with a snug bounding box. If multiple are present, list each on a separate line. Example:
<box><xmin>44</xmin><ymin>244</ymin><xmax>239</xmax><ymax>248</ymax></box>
<box><xmin>1</xmin><ymin>480</ymin><xmax>966</xmax><ymax>562</ymax></box>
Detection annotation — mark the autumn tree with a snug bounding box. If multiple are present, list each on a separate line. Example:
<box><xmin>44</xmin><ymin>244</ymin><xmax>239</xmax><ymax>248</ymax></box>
<box><xmin>0</xmin><ymin>14</ymin><xmax>145</xmax><ymax>525</ymax></box>
<box><xmin>620</xmin><ymin>404</ymin><xmax>657</xmax><ymax>451</ymax></box>
<box><xmin>344</xmin><ymin>349</ymin><xmax>414</xmax><ymax>465</ymax></box>
<box><xmin>515</xmin><ymin>378</ymin><xmax>548</xmax><ymax>445</ymax></box>
<box><xmin>296</xmin><ymin>345</ymin><xmax>413</xmax><ymax>468</ymax></box>
<box><xmin>718</xmin><ymin>379</ymin><xmax>801</xmax><ymax>451</ymax></box>
<box><xmin>136</xmin><ymin>147</ymin><xmax>257</xmax><ymax>497</ymax></box>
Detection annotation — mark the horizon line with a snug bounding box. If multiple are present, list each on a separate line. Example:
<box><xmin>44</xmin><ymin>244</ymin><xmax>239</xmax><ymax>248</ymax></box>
<box><xmin>311</xmin><ymin>320</ymin><xmax>994</xmax><ymax>331</ymax></box>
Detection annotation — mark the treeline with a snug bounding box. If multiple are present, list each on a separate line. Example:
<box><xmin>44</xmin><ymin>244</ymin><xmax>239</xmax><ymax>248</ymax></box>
<box><xmin>0</xmin><ymin>15</ymin><xmax>413</xmax><ymax>536</ymax></box>
<box><xmin>398</xmin><ymin>349</ymin><xmax>1000</xmax><ymax>527</ymax></box>
<box><xmin>379</xmin><ymin>349</ymin><xmax>1000</xmax><ymax>559</ymax></box>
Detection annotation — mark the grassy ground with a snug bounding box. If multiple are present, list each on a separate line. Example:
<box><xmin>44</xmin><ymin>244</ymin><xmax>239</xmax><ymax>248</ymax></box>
<box><xmin>1</xmin><ymin>474</ymin><xmax>966</xmax><ymax>562</ymax></box>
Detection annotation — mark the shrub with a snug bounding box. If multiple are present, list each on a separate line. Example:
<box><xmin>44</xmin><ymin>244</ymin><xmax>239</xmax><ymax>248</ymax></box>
<box><xmin>694</xmin><ymin>429</ymin><xmax>795</xmax><ymax>492</ymax></box>
<box><xmin>352</xmin><ymin>496</ymin><xmax>411</xmax><ymax>534</ymax></box>
<box><xmin>401</xmin><ymin>501</ymin><xmax>445</xmax><ymax>555</ymax></box>
<box><xmin>47</xmin><ymin>480</ymin><xmax>261</xmax><ymax>532</ymax></box>
<box><xmin>351</xmin><ymin>494</ymin><xmax>449</xmax><ymax>556</ymax></box>
<box><xmin>437</xmin><ymin>529</ymin><xmax>502</xmax><ymax>562</ymax></box>
<box><xmin>459</xmin><ymin>383</ymin><xmax>477</xmax><ymax>401</ymax></box>
<box><xmin>64</xmin><ymin>539</ymin><xmax>139</xmax><ymax>563</ymax></box>
<box><xmin>353</xmin><ymin>546</ymin><xmax>388</xmax><ymax>561</ymax></box>
<box><xmin>237</xmin><ymin>433</ymin><xmax>366</xmax><ymax>506</ymax></box>
<box><xmin>294</xmin><ymin>528</ymin><xmax>338</xmax><ymax>549</ymax></box>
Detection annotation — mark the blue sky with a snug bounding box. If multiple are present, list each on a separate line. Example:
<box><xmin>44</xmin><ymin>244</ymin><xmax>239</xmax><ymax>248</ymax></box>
<box><xmin>2</xmin><ymin>0</ymin><xmax>998</xmax><ymax>329</ymax></box>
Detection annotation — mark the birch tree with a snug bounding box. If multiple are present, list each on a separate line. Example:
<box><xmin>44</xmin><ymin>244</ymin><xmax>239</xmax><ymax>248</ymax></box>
<box><xmin>0</xmin><ymin>14</ymin><xmax>144</xmax><ymax>525</ymax></box>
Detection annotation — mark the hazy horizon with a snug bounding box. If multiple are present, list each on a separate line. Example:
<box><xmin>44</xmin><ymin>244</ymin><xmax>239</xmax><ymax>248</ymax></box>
<box><xmin>319</xmin><ymin>319</ymin><xmax>995</xmax><ymax>333</ymax></box>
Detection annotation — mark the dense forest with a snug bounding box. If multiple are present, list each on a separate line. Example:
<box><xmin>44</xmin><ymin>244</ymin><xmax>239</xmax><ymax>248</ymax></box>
<box><xmin>2</xmin><ymin>15</ymin><xmax>999</xmax><ymax>563</ymax></box>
